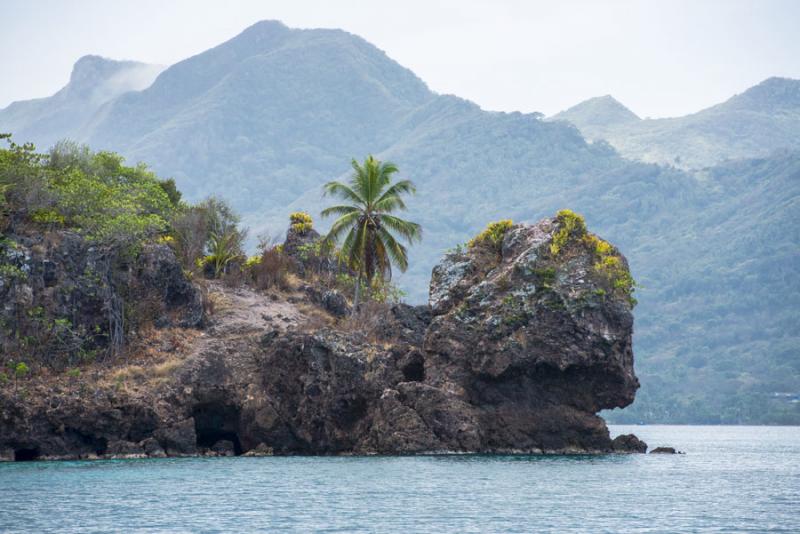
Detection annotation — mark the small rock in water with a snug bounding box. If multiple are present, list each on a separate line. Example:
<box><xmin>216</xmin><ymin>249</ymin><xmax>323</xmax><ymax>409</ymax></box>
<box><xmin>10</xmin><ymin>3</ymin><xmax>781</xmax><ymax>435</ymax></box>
<box><xmin>242</xmin><ymin>443</ymin><xmax>274</xmax><ymax>457</ymax></box>
<box><xmin>650</xmin><ymin>446</ymin><xmax>681</xmax><ymax>454</ymax></box>
<box><xmin>611</xmin><ymin>434</ymin><xmax>648</xmax><ymax>453</ymax></box>
<box><xmin>211</xmin><ymin>440</ymin><xmax>236</xmax><ymax>456</ymax></box>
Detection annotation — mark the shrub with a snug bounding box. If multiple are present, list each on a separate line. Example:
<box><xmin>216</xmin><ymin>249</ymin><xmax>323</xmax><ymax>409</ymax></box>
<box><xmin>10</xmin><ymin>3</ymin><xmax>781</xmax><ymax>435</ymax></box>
<box><xmin>592</xmin><ymin>244</ymin><xmax>637</xmax><ymax>306</ymax></box>
<box><xmin>548</xmin><ymin>210</ymin><xmax>636</xmax><ymax>306</ymax></box>
<box><xmin>14</xmin><ymin>362</ymin><xmax>29</xmax><ymax>379</ymax></box>
<box><xmin>170</xmin><ymin>205</ymin><xmax>210</xmax><ymax>272</ymax></box>
<box><xmin>31</xmin><ymin>208</ymin><xmax>65</xmax><ymax>226</ymax></box>
<box><xmin>469</xmin><ymin>219</ymin><xmax>513</xmax><ymax>252</ymax></box>
<box><xmin>290</xmin><ymin>211</ymin><xmax>313</xmax><ymax>234</ymax></box>
<box><xmin>206</xmin><ymin>230</ymin><xmax>241</xmax><ymax>278</ymax></box>
<box><xmin>550</xmin><ymin>209</ymin><xmax>586</xmax><ymax>256</ymax></box>
<box><xmin>244</xmin><ymin>255</ymin><xmax>261</xmax><ymax>269</ymax></box>
<box><xmin>252</xmin><ymin>246</ymin><xmax>292</xmax><ymax>290</ymax></box>
<box><xmin>584</xmin><ymin>234</ymin><xmax>615</xmax><ymax>256</ymax></box>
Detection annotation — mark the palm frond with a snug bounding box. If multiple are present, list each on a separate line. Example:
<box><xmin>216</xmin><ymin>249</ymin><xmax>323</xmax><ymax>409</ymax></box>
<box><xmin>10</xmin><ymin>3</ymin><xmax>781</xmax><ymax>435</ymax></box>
<box><xmin>374</xmin><ymin>179</ymin><xmax>416</xmax><ymax>209</ymax></box>
<box><xmin>379</xmin><ymin>214</ymin><xmax>422</xmax><ymax>243</ymax></box>
<box><xmin>350</xmin><ymin>158</ymin><xmax>371</xmax><ymax>204</ymax></box>
<box><xmin>323</xmin><ymin>180</ymin><xmax>365</xmax><ymax>205</ymax></box>
<box><xmin>320</xmin><ymin>205</ymin><xmax>359</xmax><ymax>218</ymax></box>
<box><xmin>372</xmin><ymin>235</ymin><xmax>393</xmax><ymax>281</ymax></box>
<box><xmin>377</xmin><ymin>227</ymin><xmax>409</xmax><ymax>272</ymax></box>
<box><xmin>324</xmin><ymin>210</ymin><xmax>361</xmax><ymax>245</ymax></box>
<box><xmin>373</xmin><ymin>195</ymin><xmax>406</xmax><ymax>213</ymax></box>
<box><xmin>338</xmin><ymin>226</ymin><xmax>360</xmax><ymax>269</ymax></box>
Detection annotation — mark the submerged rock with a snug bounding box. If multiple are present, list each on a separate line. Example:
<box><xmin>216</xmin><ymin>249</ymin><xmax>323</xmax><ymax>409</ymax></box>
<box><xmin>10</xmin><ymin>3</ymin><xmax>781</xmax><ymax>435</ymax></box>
<box><xmin>0</xmin><ymin>213</ymin><xmax>646</xmax><ymax>458</ymax></box>
<box><xmin>650</xmin><ymin>447</ymin><xmax>680</xmax><ymax>454</ymax></box>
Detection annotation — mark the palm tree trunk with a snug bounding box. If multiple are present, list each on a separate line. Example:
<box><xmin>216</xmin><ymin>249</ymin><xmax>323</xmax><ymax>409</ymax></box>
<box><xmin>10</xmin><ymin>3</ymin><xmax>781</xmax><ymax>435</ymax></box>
<box><xmin>352</xmin><ymin>273</ymin><xmax>361</xmax><ymax>316</ymax></box>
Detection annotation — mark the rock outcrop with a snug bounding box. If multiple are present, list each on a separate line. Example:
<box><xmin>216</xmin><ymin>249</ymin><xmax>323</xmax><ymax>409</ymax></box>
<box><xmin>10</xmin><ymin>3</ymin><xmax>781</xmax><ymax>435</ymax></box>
<box><xmin>0</xmin><ymin>230</ymin><xmax>204</xmax><ymax>371</ymax></box>
<box><xmin>0</xmin><ymin>213</ymin><xmax>645</xmax><ymax>459</ymax></box>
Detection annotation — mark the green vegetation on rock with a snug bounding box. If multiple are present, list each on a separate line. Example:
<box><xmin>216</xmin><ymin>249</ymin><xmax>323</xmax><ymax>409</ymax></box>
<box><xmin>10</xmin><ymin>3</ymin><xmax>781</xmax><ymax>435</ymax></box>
<box><xmin>289</xmin><ymin>211</ymin><xmax>313</xmax><ymax>234</ymax></box>
<box><xmin>1</xmin><ymin>135</ymin><xmax>173</xmax><ymax>248</ymax></box>
<box><xmin>550</xmin><ymin>209</ymin><xmax>587</xmax><ymax>256</ymax></box>
<box><xmin>469</xmin><ymin>219</ymin><xmax>513</xmax><ymax>253</ymax></box>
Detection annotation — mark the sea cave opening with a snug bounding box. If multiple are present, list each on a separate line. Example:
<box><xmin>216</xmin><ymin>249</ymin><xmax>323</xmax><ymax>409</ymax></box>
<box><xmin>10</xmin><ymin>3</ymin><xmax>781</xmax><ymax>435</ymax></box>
<box><xmin>192</xmin><ymin>401</ymin><xmax>243</xmax><ymax>455</ymax></box>
<box><xmin>14</xmin><ymin>447</ymin><xmax>40</xmax><ymax>462</ymax></box>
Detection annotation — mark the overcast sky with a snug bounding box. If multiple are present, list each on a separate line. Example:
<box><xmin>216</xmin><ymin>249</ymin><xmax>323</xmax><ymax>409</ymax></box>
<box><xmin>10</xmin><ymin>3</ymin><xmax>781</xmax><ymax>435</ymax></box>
<box><xmin>1</xmin><ymin>0</ymin><xmax>799</xmax><ymax>118</ymax></box>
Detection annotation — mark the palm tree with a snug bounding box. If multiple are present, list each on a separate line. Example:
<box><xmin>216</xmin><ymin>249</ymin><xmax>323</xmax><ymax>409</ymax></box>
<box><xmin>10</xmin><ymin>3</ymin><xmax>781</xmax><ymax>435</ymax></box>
<box><xmin>322</xmin><ymin>155</ymin><xmax>421</xmax><ymax>312</ymax></box>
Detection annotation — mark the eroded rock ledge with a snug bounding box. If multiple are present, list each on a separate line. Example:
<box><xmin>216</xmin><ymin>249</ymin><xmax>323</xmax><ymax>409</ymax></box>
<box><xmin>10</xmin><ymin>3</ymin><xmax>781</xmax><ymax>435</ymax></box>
<box><xmin>0</xmin><ymin>214</ymin><xmax>646</xmax><ymax>460</ymax></box>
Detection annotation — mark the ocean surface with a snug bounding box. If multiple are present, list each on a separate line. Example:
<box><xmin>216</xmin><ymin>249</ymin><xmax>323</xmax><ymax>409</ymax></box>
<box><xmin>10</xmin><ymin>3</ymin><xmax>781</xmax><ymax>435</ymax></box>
<box><xmin>1</xmin><ymin>425</ymin><xmax>798</xmax><ymax>533</ymax></box>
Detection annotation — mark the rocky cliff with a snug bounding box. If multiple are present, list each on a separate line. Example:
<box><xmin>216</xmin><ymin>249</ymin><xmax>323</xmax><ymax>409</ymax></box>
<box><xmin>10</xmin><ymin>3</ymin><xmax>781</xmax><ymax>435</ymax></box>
<box><xmin>0</xmin><ymin>213</ymin><xmax>646</xmax><ymax>460</ymax></box>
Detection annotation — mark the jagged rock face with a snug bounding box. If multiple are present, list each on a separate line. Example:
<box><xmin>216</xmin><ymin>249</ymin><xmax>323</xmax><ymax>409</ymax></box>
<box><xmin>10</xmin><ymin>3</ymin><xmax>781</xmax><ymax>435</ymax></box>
<box><xmin>0</xmin><ymin>231</ymin><xmax>203</xmax><ymax>369</ymax></box>
<box><xmin>0</xmin><ymin>216</ymin><xmax>644</xmax><ymax>459</ymax></box>
<box><xmin>404</xmin><ymin>216</ymin><xmax>639</xmax><ymax>453</ymax></box>
<box><xmin>282</xmin><ymin>226</ymin><xmax>340</xmax><ymax>279</ymax></box>
<box><xmin>426</xmin><ymin>218</ymin><xmax>638</xmax><ymax>410</ymax></box>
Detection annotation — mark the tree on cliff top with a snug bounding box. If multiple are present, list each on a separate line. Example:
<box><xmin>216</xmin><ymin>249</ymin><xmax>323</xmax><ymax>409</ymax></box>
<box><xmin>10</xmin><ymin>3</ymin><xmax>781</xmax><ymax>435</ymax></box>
<box><xmin>322</xmin><ymin>155</ymin><xmax>421</xmax><ymax>312</ymax></box>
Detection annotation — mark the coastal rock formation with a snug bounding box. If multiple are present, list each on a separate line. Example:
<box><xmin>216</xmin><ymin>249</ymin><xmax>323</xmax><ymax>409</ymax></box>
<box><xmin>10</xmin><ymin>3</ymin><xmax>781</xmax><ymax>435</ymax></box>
<box><xmin>0</xmin><ymin>231</ymin><xmax>203</xmax><ymax>370</ymax></box>
<box><xmin>0</xmin><ymin>213</ymin><xmax>645</xmax><ymax>459</ymax></box>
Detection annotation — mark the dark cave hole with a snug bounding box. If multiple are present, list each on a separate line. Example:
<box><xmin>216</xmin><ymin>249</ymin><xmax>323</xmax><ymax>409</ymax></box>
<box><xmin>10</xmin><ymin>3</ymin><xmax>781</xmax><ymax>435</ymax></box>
<box><xmin>402</xmin><ymin>355</ymin><xmax>425</xmax><ymax>382</ymax></box>
<box><xmin>94</xmin><ymin>437</ymin><xmax>108</xmax><ymax>456</ymax></box>
<box><xmin>192</xmin><ymin>402</ymin><xmax>243</xmax><ymax>455</ymax></box>
<box><xmin>14</xmin><ymin>448</ymin><xmax>40</xmax><ymax>462</ymax></box>
<box><xmin>334</xmin><ymin>396</ymin><xmax>368</xmax><ymax>427</ymax></box>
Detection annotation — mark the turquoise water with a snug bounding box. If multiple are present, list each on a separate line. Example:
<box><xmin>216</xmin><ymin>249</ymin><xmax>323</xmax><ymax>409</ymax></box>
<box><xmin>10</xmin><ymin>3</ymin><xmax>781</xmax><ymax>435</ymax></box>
<box><xmin>1</xmin><ymin>425</ymin><xmax>798</xmax><ymax>533</ymax></box>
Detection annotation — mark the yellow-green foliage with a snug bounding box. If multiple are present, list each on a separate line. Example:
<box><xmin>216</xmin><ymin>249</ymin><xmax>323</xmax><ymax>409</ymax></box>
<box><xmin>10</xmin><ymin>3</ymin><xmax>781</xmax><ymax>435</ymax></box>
<box><xmin>584</xmin><ymin>234</ymin><xmax>614</xmax><ymax>256</ymax></box>
<box><xmin>550</xmin><ymin>209</ymin><xmax>586</xmax><ymax>256</ymax></box>
<box><xmin>590</xmin><ymin>237</ymin><xmax>637</xmax><ymax>306</ymax></box>
<box><xmin>244</xmin><ymin>255</ymin><xmax>261</xmax><ymax>269</ymax></box>
<box><xmin>290</xmin><ymin>211</ymin><xmax>313</xmax><ymax>234</ymax></box>
<box><xmin>31</xmin><ymin>208</ymin><xmax>65</xmax><ymax>226</ymax></box>
<box><xmin>469</xmin><ymin>219</ymin><xmax>513</xmax><ymax>251</ymax></box>
<box><xmin>549</xmin><ymin>210</ymin><xmax>636</xmax><ymax>305</ymax></box>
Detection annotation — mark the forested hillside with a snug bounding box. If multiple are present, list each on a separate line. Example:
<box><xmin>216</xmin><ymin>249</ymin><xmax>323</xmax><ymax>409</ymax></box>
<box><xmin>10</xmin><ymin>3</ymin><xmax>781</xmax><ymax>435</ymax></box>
<box><xmin>552</xmin><ymin>77</ymin><xmax>800</xmax><ymax>169</ymax></box>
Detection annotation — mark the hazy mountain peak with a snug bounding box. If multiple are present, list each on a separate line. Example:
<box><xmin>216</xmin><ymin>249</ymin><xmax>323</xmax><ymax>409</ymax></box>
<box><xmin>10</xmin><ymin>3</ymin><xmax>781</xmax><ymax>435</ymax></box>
<box><xmin>70</xmin><ymin>55</ymin><xmax>135</xmax><ymax>84</ymax></box>
<box><xmin>223</xmin><ymin>19</ymin><xmax>293</xmax><ymax>51</ymax></box>
<box><xmin>722</xmin><ymin>76</ymin><xmax>800</xmax><ymax>112</ymax></box>
<box><xmin>241</xmin><ymin>19</ymin><xmax>289</xmax><ymax>33</ymax></box>
<box><xmin>551</xmin><ymin>95</ymin><xmax>639</xmax><ymax>129</ymax></box>
<box><xmin>66</xmin><ymin>55</ymin><xmax>163</xmax><ymax>101</ymax></box>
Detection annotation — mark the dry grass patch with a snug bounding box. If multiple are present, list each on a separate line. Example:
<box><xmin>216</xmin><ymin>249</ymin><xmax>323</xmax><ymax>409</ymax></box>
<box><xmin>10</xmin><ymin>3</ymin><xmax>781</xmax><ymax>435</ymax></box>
<box><xmin>109</xmin><ymin>365</ymin><xmax>147</xmax><ymax>383</ymax></box>
<box><xmin>206</xmin><ymin>290</ymin><xmax>233</xmax><ymax>314</ymax></box>
<box><xmin>283</xmin><ymin>273</ymin><xmax>303</xmax><ymax>291</ymax></box>
<box><xmin>151</xmin><ymin>357</ymin><xmax>185</xmax><ymax>377</ymax></box>
<box><xmin>339</xmin><ymin>302</ymin><xmax>398</xmax><ymax>345</ymax></box>
<box><xmin>296</xmin><ymin>302</ymin><xmax>336</xmax><ymax>331</ymax></box>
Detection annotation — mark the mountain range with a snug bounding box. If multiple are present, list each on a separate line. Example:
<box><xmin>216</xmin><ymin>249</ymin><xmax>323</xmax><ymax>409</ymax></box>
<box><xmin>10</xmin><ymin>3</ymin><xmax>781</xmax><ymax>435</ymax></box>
<box><xmin>551</xmin><ymin>77</ymin><xmax>800</xmax><ymax>169</ymax></box>
<box><xmin>1</xmin><ymin>20</ymin><xmax>798</xmax><ymax>424</ymax></box>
